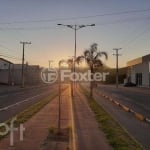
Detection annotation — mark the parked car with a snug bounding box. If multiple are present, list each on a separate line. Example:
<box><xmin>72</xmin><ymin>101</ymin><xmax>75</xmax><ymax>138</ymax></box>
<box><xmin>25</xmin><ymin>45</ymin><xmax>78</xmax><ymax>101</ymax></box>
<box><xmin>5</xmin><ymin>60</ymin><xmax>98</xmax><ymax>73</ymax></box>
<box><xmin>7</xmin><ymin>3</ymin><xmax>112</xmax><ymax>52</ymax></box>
<box><xmin>124</xmin><ymin>82</ymin><xmax>136</xmax><ymax>87</ymax></box>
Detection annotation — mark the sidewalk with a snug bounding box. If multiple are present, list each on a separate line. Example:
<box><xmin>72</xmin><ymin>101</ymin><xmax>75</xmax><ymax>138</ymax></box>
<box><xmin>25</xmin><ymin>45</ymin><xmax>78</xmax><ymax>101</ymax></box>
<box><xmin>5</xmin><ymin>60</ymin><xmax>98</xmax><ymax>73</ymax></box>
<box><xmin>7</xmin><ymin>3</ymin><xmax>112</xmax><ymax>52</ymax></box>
<box><xmin>0</xmin><ymin>87</ymin><xmax>71</xmax><ymax>150</ymax></box>
<box><xmin>73</xmin><ymin>85</ymin><xmax>112</xmax><ymax>150</ymax></box>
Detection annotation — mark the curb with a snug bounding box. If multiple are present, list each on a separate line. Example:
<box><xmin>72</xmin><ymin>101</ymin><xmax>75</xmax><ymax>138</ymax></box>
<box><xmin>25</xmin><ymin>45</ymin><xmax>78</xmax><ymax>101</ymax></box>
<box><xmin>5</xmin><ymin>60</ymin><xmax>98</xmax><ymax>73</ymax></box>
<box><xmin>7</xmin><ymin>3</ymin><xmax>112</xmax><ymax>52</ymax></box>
<box><xmin>120</xmin><ymin>104</ymin><xmax>130</xmax><ymax>112</ymax></box>
<box><xmin>96</xmin><ymin>91</ymin><xmax>150</xmax><ymax>124</ymax></box>
<box><xmin>134</xmin><ymin>113</ymin><xmax>145</xmax><ymax>121</ymax></box>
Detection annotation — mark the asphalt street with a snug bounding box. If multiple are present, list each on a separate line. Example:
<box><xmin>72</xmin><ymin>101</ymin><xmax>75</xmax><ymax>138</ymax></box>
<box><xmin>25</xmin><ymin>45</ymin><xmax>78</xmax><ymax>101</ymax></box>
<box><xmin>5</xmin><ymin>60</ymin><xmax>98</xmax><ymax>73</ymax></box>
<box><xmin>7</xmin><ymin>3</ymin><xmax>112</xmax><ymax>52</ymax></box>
<box><xmin>96</xmin><ymin>84</ymin><xmax>150</xmax><ymax>118</ymax></box>
<box><xmin>81</xmin><ymin>83</ymin><xmax>150</xmax><ymax>149</ymax></box>
<box><xmin>0</xmin><ymin>84</ymin><xmax>58</xmax><ymax>122</ymax></box>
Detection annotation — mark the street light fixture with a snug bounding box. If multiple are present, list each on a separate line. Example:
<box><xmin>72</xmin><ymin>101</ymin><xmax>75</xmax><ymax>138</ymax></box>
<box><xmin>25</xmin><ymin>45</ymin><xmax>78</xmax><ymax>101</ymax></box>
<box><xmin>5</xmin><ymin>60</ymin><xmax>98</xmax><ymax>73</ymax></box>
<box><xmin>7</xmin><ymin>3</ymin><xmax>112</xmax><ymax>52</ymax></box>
<box><xmin>57</xmin><ymin>23</ymin><xmax>95</xmax><ymax>95</ymax></box>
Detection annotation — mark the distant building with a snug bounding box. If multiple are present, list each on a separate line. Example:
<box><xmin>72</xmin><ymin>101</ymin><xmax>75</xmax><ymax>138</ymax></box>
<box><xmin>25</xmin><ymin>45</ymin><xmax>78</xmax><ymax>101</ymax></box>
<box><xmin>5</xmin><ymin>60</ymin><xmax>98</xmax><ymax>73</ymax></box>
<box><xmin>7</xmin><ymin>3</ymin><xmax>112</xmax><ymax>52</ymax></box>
<box><xmin>0</xmin><ymin>58</ymin><xmax>14</xmax><ymax>84</ymax></box>
<box><xmin>0</xmin><ymin>58</ymin><xmax>42</xmax><ymax>85</ymax></box>
<box><xmin>13</xmin><ymin>64</ymin><xmax>42</xmax><ymax>85</ymax></box>
<box><xmin>127</xmin><ymin>54</ymin><xmax>150</xmax><ymax>87</ymax></box>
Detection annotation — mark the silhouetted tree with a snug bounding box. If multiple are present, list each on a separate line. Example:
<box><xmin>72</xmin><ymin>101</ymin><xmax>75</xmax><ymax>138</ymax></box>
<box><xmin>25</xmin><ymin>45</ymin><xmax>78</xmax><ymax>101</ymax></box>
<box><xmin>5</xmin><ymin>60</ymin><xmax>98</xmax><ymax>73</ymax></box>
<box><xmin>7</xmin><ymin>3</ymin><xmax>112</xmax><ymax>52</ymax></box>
<box><xmin>77</xmin><ymin>43</ymin><xmax>108</xmax><ymax>97</ymax></box>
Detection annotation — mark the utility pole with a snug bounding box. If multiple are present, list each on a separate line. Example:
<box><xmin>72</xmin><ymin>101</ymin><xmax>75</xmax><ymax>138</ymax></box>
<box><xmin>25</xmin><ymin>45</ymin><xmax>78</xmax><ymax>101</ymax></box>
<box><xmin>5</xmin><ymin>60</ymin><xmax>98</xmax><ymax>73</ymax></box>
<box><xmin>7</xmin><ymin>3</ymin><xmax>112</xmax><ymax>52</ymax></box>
<box><xmin>113</xmin><ymin>48</ymin><xmax>122</xmax><ymax>88</ymax></box>
<box><xmin>48</xmin><ymin>60</ymin><xmax>53</xmax><ymax>69</ymax></box>
<box><xmin>20</xmin><ymin>41</ymin><xmax>31</xmax><ymax>88</ymax></box>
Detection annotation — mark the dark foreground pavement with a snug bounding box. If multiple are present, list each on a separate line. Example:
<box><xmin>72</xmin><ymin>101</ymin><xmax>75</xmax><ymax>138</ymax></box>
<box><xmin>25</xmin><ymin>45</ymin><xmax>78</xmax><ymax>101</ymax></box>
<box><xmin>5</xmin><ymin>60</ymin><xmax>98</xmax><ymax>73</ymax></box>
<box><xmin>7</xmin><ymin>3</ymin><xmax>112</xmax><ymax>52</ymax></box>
<box><xmin>73</xmin><ymin>86</ymin><xmax>112</xmax><ymax>150</ymax></box>
<box><xmin>82</xmin><ymin>83</ymin><xmax>150</xmax><ymax>150</ymax></box>
<box><xmin>0</xmin><ymin>86</ymin><xmax>71</xmax><ymax>150</ymax></box>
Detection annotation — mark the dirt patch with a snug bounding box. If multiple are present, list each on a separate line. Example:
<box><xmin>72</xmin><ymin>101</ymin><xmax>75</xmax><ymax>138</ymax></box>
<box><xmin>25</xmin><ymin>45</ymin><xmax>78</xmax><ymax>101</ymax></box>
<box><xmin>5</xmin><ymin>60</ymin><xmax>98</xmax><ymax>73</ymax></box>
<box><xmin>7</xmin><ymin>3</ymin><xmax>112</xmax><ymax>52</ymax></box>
<box><xmin>41</xmin><ymin>128</ymin><xmax>70</xmax><ymax>150</ymax></box>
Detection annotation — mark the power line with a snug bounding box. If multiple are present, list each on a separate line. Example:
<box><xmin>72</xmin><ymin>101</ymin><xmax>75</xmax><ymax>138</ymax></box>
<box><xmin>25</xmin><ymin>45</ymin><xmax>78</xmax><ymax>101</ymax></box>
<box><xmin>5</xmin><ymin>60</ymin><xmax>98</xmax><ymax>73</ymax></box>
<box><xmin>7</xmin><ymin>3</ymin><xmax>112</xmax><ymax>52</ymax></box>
<box><xmin>0</xmin><ymin>54</ymin><xmax>21</xmax><ymax>61</ymax></box>
<box><xmin>0</xmin><ymin>16</ymin><xmax>150</xmax><ymax>31</ymax></box>
<box><xmin>96</xmin><ymin>16</ymin><xmax>150</xmax><ymax>26</ymax></box>
<box><xmin>121</xmin><ymin>24</ymin><xmax>150</xmax><ymax>49</ymax></box>
<box><xmin>0</xmin><ymin>44</ymin><xmax>14</xmax><ymax>52</ymax></box>
<box><xmin>0</xmin><ymin>8</ymin><xmax>150</xmax><ymax>24</ymax></box>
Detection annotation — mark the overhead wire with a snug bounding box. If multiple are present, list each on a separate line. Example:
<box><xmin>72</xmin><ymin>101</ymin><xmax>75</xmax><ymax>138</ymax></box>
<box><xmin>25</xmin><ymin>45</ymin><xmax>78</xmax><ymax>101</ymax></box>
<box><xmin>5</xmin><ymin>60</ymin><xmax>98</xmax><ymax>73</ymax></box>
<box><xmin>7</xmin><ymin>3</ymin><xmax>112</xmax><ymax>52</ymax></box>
<box><xmin>0</xmin><ymin>7</ymin><xmax>150</xmax><ymax>24</ymax></box>
<box><xmin>0</xmin><ymin>7</ymin><xmax>150</xmax><ymax>64</ymax></box>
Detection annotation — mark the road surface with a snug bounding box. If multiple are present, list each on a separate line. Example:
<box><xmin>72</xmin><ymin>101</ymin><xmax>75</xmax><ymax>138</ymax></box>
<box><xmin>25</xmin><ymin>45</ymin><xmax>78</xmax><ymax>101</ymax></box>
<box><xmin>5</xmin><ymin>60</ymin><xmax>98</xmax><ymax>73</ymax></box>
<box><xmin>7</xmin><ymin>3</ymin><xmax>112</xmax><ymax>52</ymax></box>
<box><xmin>81</xmin><ymin>83</ymin><xmax>150</xmax><ymax>150</ymax></box>
<box><xmin>0</xmin><ymin>84</ymin><xmax>58</xmax><ymax>122</ymax></box>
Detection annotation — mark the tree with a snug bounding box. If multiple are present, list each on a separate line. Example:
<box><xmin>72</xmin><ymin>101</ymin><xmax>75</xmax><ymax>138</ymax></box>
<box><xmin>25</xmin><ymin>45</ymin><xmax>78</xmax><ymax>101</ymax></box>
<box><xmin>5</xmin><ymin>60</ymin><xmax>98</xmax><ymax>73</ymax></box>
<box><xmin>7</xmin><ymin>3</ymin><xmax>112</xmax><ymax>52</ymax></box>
<box><xmin>78</xmin><ymin>43</ymin><xmax>108</xmax><ymax>97</ymax></box>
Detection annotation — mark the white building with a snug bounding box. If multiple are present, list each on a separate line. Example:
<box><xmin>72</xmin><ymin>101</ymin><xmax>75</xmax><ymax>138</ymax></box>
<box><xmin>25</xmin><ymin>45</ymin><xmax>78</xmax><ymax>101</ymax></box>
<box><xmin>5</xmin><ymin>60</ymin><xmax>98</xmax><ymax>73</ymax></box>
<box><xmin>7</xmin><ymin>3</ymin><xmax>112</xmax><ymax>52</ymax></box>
<box><xmin>127</xmin><ymin>54</ymin><xmax>150</xmax><ymax>87</ymax></box>
<box><xmin>0</xmin><ymin>58</ymin><xmax>14</xmax><ymax>84</ymax></box>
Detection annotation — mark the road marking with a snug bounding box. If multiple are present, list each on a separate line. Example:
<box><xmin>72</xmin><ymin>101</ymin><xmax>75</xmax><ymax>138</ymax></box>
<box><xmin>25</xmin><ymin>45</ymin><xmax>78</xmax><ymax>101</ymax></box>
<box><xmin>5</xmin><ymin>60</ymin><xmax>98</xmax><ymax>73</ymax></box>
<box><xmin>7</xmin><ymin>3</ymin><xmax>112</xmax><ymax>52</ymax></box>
<box><xmin>0</xmin><ymin>91</ymin><xmax>50</xmax><ymax>111</ymax></box>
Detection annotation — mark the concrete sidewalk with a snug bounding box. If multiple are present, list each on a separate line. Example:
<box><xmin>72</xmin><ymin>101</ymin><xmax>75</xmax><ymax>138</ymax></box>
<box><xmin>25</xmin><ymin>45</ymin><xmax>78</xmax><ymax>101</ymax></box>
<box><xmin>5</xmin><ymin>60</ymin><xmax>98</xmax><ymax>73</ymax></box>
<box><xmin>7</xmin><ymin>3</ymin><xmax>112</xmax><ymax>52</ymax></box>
<box><xmin>73</xmin><ymin>85</ymin><xmax>112</xmax><ymax>150</ymax></box>
<box><xmin>0</xmin><ymin>87</ymin><xmax>71</xmax><ymax>150</ymax></box>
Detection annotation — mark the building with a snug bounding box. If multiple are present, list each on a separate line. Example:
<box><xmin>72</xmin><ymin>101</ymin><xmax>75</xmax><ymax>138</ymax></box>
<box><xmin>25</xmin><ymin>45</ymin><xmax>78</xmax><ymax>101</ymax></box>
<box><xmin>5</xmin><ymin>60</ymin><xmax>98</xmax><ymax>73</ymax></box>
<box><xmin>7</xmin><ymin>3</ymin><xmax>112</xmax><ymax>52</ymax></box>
<box><xmin>0</xmin><ymin>58</ymin><xmax>14</xmax><ymax>84</ymax></box>
<box><xmin>127</xmin><ymin>54</ymin><xmax>150</xmax><ymax>87</ymax></box>
<box><xmin>13</xmin><ymin>64</ymin><xmax>42</xmax><ymax>85</ymax></box>
<box><xmin>0</xmin><ymin>58</ymin><xmax>42</xmax><ymax>85</ymax></box>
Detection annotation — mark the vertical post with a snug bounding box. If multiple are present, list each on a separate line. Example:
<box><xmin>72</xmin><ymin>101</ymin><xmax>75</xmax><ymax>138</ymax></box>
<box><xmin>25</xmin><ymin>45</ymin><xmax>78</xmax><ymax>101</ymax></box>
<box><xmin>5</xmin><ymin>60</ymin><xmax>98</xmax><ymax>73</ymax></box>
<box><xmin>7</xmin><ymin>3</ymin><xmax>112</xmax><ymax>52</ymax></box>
<box><xmin>57</xmin><ymin>23</ymin><xmax>95</xmax><ymax>95</ymax></box>
<box><xmin>74</xmin><ymin>25</ymin><xmax>77</xmax><ymax>60</ymax></box>
<box><xmin>21</xmin><ymin>43</ymin><xmax>25</xmax><ymax>88</ymax></box>
<box><xmin>73</xmin><ymin>26</ymin><xmax>77</xmax><ymax>95</ymax></box>
<box><xmin>58</xmin><ymin>63</ymin><xmax>61</xmax><ymax>132</ymax></box>
<box><xmin>113</xmin><ymin>48</ymin><xmax>122</xmax><ymax>88</ymax></box>
<box><xmin>49</xmin><ymin>61</ymin><xmax>50</xmax><ymax>69</ymax></box>
<box><xmin>116</xmin><ymin>49</ymin><xmax>119</xmax><ymax>88</ymax></box>
<box><xmin>48</xmin><ymin>60</ymin><xmax>53</xmax><ymax>69</ymax></box>
<box><xmin>20</xmin><ymin>41</ymin><xmax>31</xmax><ymax>88</ymax></box>
<box><xmin>8</xmin><ymin>63</ymin><xmax>11</xmax><ymax>85</ymax></box>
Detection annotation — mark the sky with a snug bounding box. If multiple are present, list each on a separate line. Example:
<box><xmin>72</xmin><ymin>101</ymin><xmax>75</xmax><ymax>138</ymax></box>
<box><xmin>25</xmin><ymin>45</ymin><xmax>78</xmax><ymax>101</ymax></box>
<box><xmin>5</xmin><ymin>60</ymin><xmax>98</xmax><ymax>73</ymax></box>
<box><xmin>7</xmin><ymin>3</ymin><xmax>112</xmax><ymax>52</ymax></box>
<box><xmin>0</xmin><ymin>0</ymin><xmax>150</xmax><ymax>68</ymax></box>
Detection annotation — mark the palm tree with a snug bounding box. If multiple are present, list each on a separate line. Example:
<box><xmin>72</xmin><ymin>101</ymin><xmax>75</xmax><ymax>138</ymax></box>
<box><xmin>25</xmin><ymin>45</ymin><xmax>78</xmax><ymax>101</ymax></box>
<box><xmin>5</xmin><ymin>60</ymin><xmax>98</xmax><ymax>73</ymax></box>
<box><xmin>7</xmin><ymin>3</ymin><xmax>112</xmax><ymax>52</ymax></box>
<box><xmin>78</xmin><ymin>43</ymin><xmax>108</xmax><ymax>97</ymax></box>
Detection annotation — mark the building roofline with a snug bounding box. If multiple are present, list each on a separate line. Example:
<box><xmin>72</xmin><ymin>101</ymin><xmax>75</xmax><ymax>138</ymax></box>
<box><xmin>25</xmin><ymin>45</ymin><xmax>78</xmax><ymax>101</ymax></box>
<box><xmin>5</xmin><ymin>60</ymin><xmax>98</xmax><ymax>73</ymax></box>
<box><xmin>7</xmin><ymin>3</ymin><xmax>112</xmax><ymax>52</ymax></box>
<box><xmin>0</xmin><ymin>58</ymin><xmax>13</xmax><ymax>64</ymax></box>
<box><xmin>127</xmin><ymin>53</ymin><xmax>150</xmax><ymax>67</ymax></box>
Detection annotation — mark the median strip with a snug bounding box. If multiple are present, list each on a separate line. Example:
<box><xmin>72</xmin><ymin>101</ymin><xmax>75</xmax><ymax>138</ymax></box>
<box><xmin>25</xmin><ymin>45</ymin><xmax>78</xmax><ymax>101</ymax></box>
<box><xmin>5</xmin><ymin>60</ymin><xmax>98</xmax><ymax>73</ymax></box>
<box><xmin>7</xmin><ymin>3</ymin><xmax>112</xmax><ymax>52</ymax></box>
<box><xmin>0</xmin><ymin>90</ymin><xmax>59</xmax><ymax>140</ymax></box>
<box><xmin>80</xmin><ymin>85</ymin><xmax>144</xmax><ymax>150</ymax></box>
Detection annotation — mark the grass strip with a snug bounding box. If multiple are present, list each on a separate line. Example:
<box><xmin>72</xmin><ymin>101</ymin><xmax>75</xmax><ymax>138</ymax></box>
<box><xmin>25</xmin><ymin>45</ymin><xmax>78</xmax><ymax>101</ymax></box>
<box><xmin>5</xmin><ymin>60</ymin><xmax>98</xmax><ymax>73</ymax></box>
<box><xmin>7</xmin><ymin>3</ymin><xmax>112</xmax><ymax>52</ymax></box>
<box><xmin>15</xmin><ymin>92</ymin><xmax>58</xmax><ymax>125</ymax></box>
<box><xmin>80</xmin><ymin>85</ymin><xmax>144</xmax><ymax>150</ymax></box>
<box><xmin>0</xmin><ymin>87</ymin><xmax>67</xmax><ymax>140</ymax></box>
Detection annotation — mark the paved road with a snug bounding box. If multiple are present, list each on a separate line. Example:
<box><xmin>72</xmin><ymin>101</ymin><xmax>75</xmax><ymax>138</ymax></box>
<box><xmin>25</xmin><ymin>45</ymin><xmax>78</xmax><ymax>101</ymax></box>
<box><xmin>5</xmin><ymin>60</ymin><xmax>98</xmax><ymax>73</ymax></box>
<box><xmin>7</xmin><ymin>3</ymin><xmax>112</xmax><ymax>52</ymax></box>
<box><xmin>0</xmin><ymin>86</ymin><xmax>71</xmax><ymax>150</ymax></box>
<box><xmin>81</xmin><ymin>83</ymin><xmax>150</xmax><ymax>149</ymax></box>
<box><xmin>0</xmin><ymin>84</ymin><xmax>59</xmax><ymax>122</ymax></box>
<box><xmin>96</xmin><ymin>84</ymin><xmax>150</xmax><ymax>118</ymax></box>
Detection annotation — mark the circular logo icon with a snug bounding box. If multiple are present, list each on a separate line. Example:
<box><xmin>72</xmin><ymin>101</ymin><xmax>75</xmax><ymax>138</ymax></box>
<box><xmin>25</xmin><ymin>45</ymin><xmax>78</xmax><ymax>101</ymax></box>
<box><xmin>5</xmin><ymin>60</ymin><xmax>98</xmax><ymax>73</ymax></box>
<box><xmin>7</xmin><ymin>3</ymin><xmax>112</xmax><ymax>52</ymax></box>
<box><xmin>41</xmin><ymin>68</ymin><xmax>58</xmax><ymax>84</ymax></box>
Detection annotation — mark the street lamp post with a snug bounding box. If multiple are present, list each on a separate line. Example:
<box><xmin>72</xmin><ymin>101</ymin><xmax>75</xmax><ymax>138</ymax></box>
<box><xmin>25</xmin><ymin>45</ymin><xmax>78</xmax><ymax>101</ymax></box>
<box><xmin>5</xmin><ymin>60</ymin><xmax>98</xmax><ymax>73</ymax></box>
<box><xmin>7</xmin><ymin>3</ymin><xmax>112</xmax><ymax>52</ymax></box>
<box><xmin>57</xmin><ymin>24</ymin><xmax>95</xmax><ymax>95</ymax></box>
<box><xmin>58</xmin><ymin>59</ymin><xmax>65</xmax><ymax>133</ymax></box>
